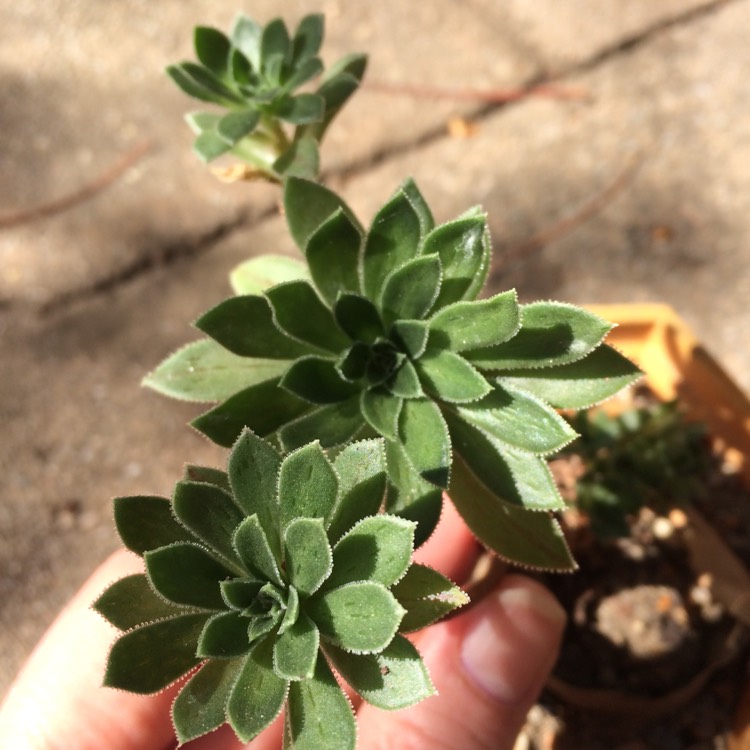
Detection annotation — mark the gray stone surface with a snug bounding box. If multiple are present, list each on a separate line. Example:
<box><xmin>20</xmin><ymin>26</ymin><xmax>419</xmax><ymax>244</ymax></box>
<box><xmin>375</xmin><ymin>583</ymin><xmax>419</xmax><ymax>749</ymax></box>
<box><xmin>3</xmin><ymin>0</ymin><xmax>750</xmax><ymax>697</ymax></box>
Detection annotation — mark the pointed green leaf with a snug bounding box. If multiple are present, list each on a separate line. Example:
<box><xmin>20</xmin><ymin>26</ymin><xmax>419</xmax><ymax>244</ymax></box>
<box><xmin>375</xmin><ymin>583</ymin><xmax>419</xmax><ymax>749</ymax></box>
<box><xmin>450</xmin><ymin>455</ymin><xmax>576</xmax><ymax>570</ymax></box>
<box><xmin>185</xmin><ymin>110</ymin><xmax>221</xmax><ymax>134</ymax></box>
<box><xmin>248</xmin><ymin>611</ymin><xmax>281</xmax><ymax>645</ymax></box>
<box><xmin>266</xmin><ymin>281</ymin><xmax>348</xmax><ymax>353</ymax></box>
<box><xmin>143</xmin><ymin>339</ymin><xmax>286</xmax><ymax>403</ymax></box>
<box><xmin>280</xmin><ymin>355</ymin><xmax>358</xmax><ymax>404</ymax></box>
<box><xmin>415</xmin><ymin>349</ymin><xmax>491</xmax><ymax>403</ymax></box>
<box><xmin>227</xmin><ymin>636</ymin><xmax>289</xmax><ymax>743</ymax></box>
<box><xmin>302</xmin><ymin>64</ymin><xmax>364</xmax><ymax>140</ymax></box>
<box><xmin>499</xmin><ymin>343</ymin><xmax>641</xmax><ymax>408</ymax></box>
<box><xmin>113</xmin><ymin>495</ymin><xmax>193</xmax><ymax>556</ymax></box>
<box><xmin>380</xmin><ymin>255</ymin><xmax>442</xmax><ymax>327</ymax></box>
<box><xmin>193</xmin><ymin>377</ymin><xmax>310</xmax><ymax>448</ymax></box>
<box><xmin>284</xmin><ymin>518</ymin><xmax>333</xmax><ymax>597</ymax></box>
<box><xmin>363</xmin><ymin>183</ymin><xmax>425</xmax><ymax>301</ymax></box>
<box><xmin>361</xmin><ymin>389</ymin><xmax>402</xmax><ymax>440</ymax></box>
<box><xmin>93</xmin><ymin>574</ymin><xmax>184</xmax><ymax>631</ymax></box>
<box><xmin>399</xmin><ymin>399</ymin><xmax>451</xmax><ymax>488</ymax></box>
<box><xmin>305</xmin><ymin>209</ymin><xmax>362</xmax><ymax>305</ymax></box>
<box><xmin>326</xmin><ymin>516</ymin><xmax>414</xmax><ymax>589</ymax></box>
<box><xmin>467</xmin><ymin>301</ymin><xmax>614</xmax><ymax>370</ymax></box>
<box><xmin>273</xmin><ymin>136</ymin><xmax>320</xmax><ymax>180</ymax></box>
<box><xmin>391</xmin><ymin>320</ymin><xmax>429</xmax><ymax>359</ymax></box>
<box><xmin>455</xmin><ymin>383</ymin><xmax>576</xmax><ymax>454</ymax></box>
<box><xmin>194</xmin><ymin>26</ymin><xmax>231</xmax><ymax>76</ymax></box>
<box><xmin>387</xmin><ymin>359</ymin><xmax>424</xmax><ymax>398</ymax></box>
<box><xmin>104</xmin><ymin>614</ymin><xmax>208</xmax><ymax>694</ymax></box>
<box><xmin>391</xmin><ymin>563</ymin><xmax>469</xmax><ymax>632</ymax></box>
<box><xmin>334</xmin><ymin>294</ymin><xmax>384</xmax><ymax>343</ymax></box>
<box><xmin>261</xmin><ymin>18</ymin><xmax>291</xmax><ymax>69</ymax></box>
<box><xmin>217</xmin><ymin>109</ymin><xmax>260</xmax><ymax>145</ymax></box>
<box><xmin>230</xmin><ymin>254</ymin><xmax>310</xmax><ymax>296</ymax></box>
<box><xmin>280</xmin><ymin>585</ymin><xmax>300</xmax><ymax>635</ymax></box>
<box><xmin>286</xmin><ymin>655</ymin><xmax>356</xmax><ymax>750</ymax></box>
<box><xmin>233</xmin><ymin>516</ymin><xmax>283</xmax><ymax>586</ymax></box>
<box><xmin>423</xmin><ymin>214</ymin><xmax>490</xmax><ymax>308</ymax></box>
<box><xmin>196</xmin><ymin>294</ymin><xmax>314</xmax><ymax>359</ymax></box>
<box><xmin>325</xmin><ymin>634</ymin><xmax>435</xmax><ymax>710</ymax></box>
<box><xmin>278</xmin><ymin>443</ymin><xmax>338</xmax><ymax>529</ymax></box>
<box><xmin>328</xmin><ymin>439</ymin><xmax>387</xmax><ymax>543</ymax></box>
<box><xmin>308</xmin><ymin>581</ymin><xmax>405</xmax><ymax>653</ymax></box>
<box><xmin>277</xmin><ymin>93</ymin><xmax>324</xmax><ymax>124</ymax></box>
<box><xmin>173</xmin><ymin>658</ymin><xmax>245</xmax><ymax>744</ymax></box>
<box><xmin>429</xmin><ymin>290</ymin><xmax>519</xmax><ymax>352</ymax></box>
<box><xmin>197</xmin><ymin>611</ymin><xmax>252</xmax><ymax>658</ymax></box>
<box><xmin>184</xmin><ymin>464</ymin><xmax>231</xmax><ymax>492</ymax></box>
<box><xmin>280</xmin><ymin>57</ymin><xmax>323</xmax><ymax>93</ymax></box>
<box><xmin>446</xmin><ymin>412</ymin><xmax>565</xmax><ymax>511</ymax></box>
<box><xmin>278</xmin><ymin>396</ymin><xmax>364</xmax><ymax>452</ymax></box>
<box><xmin>401</xmin><ymin>178</ymin><xmax>435</xmax><ymax>237</ymax></box>
<box><xmin>337</xmin><ymin>343</ymin><xmax>369</xmax><ymax>381</ymax></box>
<box><xmin>284</xmin><ymin>177</ymin><xmax>361</xmax><ymax>252</ymax></box>
<box><xmin>167</xmin><ymin>62</ymin><xmax>244</xmax><ymax>106</ymax></box>
<box><xmin>292</xmin><ymin>14</ymin><xmax>324</xmax><ymax>64</ymax></box>
<box><xmin>193</xmin><ymin>130</ymin><xmax>233</xmax><ymax>162</ymax></box>
<box><xmin>221</xmin><ymin>578</ymin><xmax>263</xmax><ymax>610</ymax></box>
<box><xmin>231</xmin><ymin>14</ymin><xmax>262</xmax><ymax>70</ymax></box>
<box><xmin>274</xmin><ymin>613</ymin><xmax>319</xmax><ymax>680</ymax></box>
<box><xmin>384</xmin><ymin>440</ymin><xmax>443</xmax><ymax>548</ymax></box>
<box><xmin>146</xmin><ymin>543</ymin><xmax>233</xmax><ymax>609</ymax></box>
<box><xmin>173</xmin><ymin>481</ymin><xmax>245</xmax><ymax>566</ymax></box>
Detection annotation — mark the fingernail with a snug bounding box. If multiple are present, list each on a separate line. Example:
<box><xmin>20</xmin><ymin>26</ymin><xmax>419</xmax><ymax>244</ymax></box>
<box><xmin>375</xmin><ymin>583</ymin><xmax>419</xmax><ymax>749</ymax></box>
<box><xmin>461</xmin><ymin>583</ymin><xmax>566</xmax><ymax>705</ymax></box>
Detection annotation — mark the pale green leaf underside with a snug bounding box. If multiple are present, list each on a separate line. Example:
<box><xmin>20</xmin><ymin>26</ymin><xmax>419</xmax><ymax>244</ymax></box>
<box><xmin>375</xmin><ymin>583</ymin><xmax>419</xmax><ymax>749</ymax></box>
<box><xmin>230</xmin><ymin>254</ymin><xmax>311</xmax><ymax>296</ymax></box>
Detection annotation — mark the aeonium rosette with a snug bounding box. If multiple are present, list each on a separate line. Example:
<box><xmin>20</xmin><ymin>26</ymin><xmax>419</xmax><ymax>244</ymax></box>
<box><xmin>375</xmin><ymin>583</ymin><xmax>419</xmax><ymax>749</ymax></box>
<box><xmin>94</xmin><ymin>432</ymin><xmax>466</xmax><ymax>748</ymax></box>
<box><xmin>145</xmin><ymin>178</ymin><xmax>641</xmax><ymax>569</ymax></box>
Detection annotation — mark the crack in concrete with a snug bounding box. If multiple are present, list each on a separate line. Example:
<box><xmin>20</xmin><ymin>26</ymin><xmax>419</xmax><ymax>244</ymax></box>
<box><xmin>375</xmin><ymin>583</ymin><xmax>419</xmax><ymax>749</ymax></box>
<box><xmin>36</xmin><ymin>0</ymin><xmax>739</xmax><ymax>318</ymax></box>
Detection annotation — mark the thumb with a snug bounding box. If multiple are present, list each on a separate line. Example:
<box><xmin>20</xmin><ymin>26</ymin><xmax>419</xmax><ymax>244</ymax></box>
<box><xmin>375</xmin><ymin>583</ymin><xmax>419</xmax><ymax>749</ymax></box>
<box><xmin>357</xmin><ymin>574</ymin><xmax>566</xmax><ymax>750</ymax></box>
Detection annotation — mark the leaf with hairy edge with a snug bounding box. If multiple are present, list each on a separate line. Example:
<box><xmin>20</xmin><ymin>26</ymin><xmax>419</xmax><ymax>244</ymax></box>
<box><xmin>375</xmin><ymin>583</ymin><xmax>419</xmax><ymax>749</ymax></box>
<box><xmin>445</xmin><ymin>411</ymin><xmax>565</xmax><ymax>511</ymax></box>
<box><xmin>173</xmin><ymin>481</ymin><xmax>245</xmax><ymax>566</ymax></box>
<box><xmin>277</xmin><ymin>396</ymin><xmax>363</xmax><ymax>452</ymax></box>
<box><xmin>217</xmin><ymin>109</ymin><xmax>260</xmax><ymax>145</ymax></box>
<box><xmin>415</xmin><ymin>349</ymin><xmax>491</xmax><ymax>403</ymax></box>
<box><xmin>423</xmin><ymin>214</ymin><xmax>490</xmax><ymax>308</ymax></box>
<box><xmin>361</xmin><ymin>389</ymin><xmax>401</xmax><ymax>440</ymax></box>
<box><xmin>194</xmin><ymin>26</ymin><xmax>231</xmax><ymax>77</ymax></box>
<box><xmin>384</xmin><ymin>440</ymin><xmax>443</xmax><ymax>548</ymax></box>
<box><xmin>196</xmin><ymin>295</ymin><xmax>315</xmax><ymax>359</ymax></box>
<box><xmin>273</xmin><ymin>613</ymin><xmax>319</xmax><ymax>680</ymax></box>
<box><xmin>231</xmin><ymin>14</ymin><xmax>263</xmax><ymax>71</ymax></box>
<box><xmin>449</xmin><ymin>456</ymin><xmax>576</xmax><ymax>570</ymax></box>
<box><xmin>325</xmin><ymin>515</ymin><xmax>415</xmax><ymax>589</ymax></box>
<box><xmin>104</xmin><ymin>614</ymin><xmax>208</xmax><ymax>694</ymax></box>
<box><xmin>228</xmin><ymin>429</ymin><xmax>281</xmax><ymax>557</ymax></box>
<box><xmin>328</xmin><ymin>439</ymin><xmax>387</xmax><ymax>544</ymax></box>
<box><xmin>498</xmin><ymin>344</ymin><xmax>641</xmax><ymax>409</ymax></box>
<box><xmin>273</xmin><ymin>136</ymin><xmax>320</xmax><ymax>180</ymax></box>
<box><xmin>305</xmin><ymin>209</ymin><xmax>362</xmax><ymax>305</ymax></box>
<box><xmin>114</xmin><ymin>495</ymin><xmax>193</xmax><ymax>556</ymax></box>
<box><xmin>143</xmin><ymin>339</ymin><xmax>286</xmax><ymax>403</ymax></box>
<box><xmin>284</xmin><ymin>177</ymin><xmax>361</xmax><ymax>251</ymax></box>
<box><xmin>230</xmin><ymin>255</ymin><xmax>310</xmax><ymax>296</ymax></box>
<box><xmin>192</xmin><ymin>377</ymin><xmax>310</xmax><ymax>448</ymax></box>
<box><xmin>233</xmin><ymin>516</ymin><xmax>283</xmax><ymax>586</ymax></box>
<box><xmin>363</xmin><ymin>183</ymin><xmax>425</xmax><ymax>301</ymax></box>
<box><xmin>266</xmin><ymin>281</ymin><xmax>349</xmax><ymax>353</ymax></box>
<box><xmin>334</xmin><ymin>294</ymin><xmax>383</xmax><ymax>343</ymax></box>
<box><xmin>278</xmin><ymin>443</ymin><xmax>338</xmax><ymax>529</ymax></box>
<box><xmin>391</xmin><ymin>320</ymin><xmax>429</xmax><ymax>359</ymax></box>
<box><xmin>173</xmin><ymin>658</ymin><xmax>245</xmax><ymax>745</ymax></box>
<box><xmin>93</xmin><ymin>574</ymin><xmax>184</xmax><ymax>631</ymax></box>
<box><xmin>325</xmin><ymin>634</ymin><xmax>435</xmax><ymax>710</ymax></box>
<box><xmin>284</xmin><ymin>518</ymin><xmax>333</xmax><ymax>596</ymax></box>
<box><xmin>380</xmin><ymin>255</ymin><xmax>442</xmax><ymax>326</ymax></box>
<box><xmin>401</xmin><ymin>177</ymin><xmax>435</xmax><ymax>238</ymax></box>
<box><xmin>146</xmin><ymin>543</ymin><xmax>234</xmax><ymax>609</ymax></box>
<box><xmin>399</xmin><ymin>399</ymin><xmax>451</xmax><ymax>488</ymax></box>
<box><xmin>387</xmin><ymin>359</ymin><xmax>424</xmax><ymax>399</ymax></box>
<box><xmin>227</xmin><ymin>636</ymin><xmax>289</xmax><ymax>743</ymax></box>
<box><xmin>392</xmin><ymin>564</ymin><xmax>469</xmax><ymax>632</ymax></box>
<box><xmin>467</xmin><ymin>301</ymin><xmax>614</xmax><ymax>370</ymax></box>
<box><xmin>429</xmin><ymin>290</ymin><xmax>519</xmax><ymax>352</ymax></box>
<box><xmin>280</xmin><ymin>356</ymin><xmax>358</xmax><ymax>404</ymax></box>
<box><xmin>286</xmin><ymin>656</ymin><xmax>356</xmax><ymax>750</ymax></box>
<box><xmin>197</xmin><ymin>611</ymin><xmax>253</xmax><ymax>658</ymax></box>
<box><xmin>184</xmin><ymin>464</ymin><xmax>231</xmax><ymax>493</ymax></box>
<box><xmin>308</xmin><ymin>581</ymin><xmax>405</xmax><ymax>653</ymax></box>
<box><xmin>455</xmin><ymin>383</ymin><xmax>576</xmax><ymax>455</ymax></box>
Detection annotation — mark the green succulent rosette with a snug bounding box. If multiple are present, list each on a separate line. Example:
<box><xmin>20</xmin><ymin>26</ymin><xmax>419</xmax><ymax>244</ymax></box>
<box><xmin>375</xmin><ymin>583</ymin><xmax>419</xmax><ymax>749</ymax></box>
<box><xmin>95</xmin><ymin>432</ymin><xmax>466</xmax><ymax>748</ymax></box>
<box><xmin>146</xmin><ymin>178</ymin><xmax>640</xmax><ymax>570</ymax></box>
<box><xmin>167</xmin><ymin>13</ymin><xmax>366</xmax><ymax>179</ymax></box>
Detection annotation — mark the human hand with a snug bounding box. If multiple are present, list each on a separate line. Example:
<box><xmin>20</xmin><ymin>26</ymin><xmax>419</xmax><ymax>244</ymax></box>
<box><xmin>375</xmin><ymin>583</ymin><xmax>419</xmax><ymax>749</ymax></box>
<box><xmin>0</xmin><ymin>500</ymin><xmax>565</xmax><ymax>750</ymax></box>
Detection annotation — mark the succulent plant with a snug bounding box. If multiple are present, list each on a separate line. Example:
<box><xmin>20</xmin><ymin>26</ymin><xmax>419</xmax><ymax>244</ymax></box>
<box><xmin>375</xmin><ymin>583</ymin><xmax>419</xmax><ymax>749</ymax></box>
<box><xmin>94</xmin><ymin>431</ymin><xmax>466</xmax><ymax>747</ymax></box>
<box><xmin>145</xmin><ymin>178</ymin><xmax>641</xmax><ymax>570</ymax></box>
<box><xmin>167</xmin><ymin>13</ymin><xmax>366</xmax><ymax>180</ymax></box>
